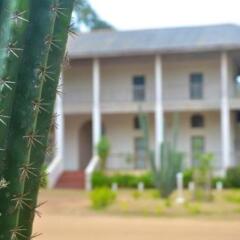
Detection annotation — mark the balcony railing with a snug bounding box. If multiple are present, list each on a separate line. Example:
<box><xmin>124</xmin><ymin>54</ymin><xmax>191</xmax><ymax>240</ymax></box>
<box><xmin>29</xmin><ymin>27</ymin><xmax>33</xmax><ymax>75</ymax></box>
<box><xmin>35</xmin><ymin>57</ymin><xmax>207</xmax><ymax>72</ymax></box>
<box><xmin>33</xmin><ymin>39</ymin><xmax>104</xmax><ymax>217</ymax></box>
<box><xmin>105</xmin><ymin>151</ymin><xmax>240</xmax><ymax>171</ymax></box>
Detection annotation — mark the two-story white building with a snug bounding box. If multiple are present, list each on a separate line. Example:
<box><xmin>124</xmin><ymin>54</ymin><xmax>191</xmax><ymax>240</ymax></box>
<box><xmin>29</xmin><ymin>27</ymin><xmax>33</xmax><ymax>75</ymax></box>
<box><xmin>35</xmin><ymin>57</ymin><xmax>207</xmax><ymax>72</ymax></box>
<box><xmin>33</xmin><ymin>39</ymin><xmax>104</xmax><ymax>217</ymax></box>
<box><xmin>49</xmin><ymin>24</ymin><xmax>240</xmax><ymax>188</ymax></box>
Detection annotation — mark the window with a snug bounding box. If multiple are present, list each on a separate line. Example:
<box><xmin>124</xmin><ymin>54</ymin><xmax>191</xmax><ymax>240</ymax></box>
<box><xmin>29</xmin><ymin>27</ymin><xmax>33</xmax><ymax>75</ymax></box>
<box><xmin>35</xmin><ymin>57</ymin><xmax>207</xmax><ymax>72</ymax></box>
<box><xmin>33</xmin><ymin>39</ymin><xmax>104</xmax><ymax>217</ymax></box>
<box><xmin>190</xmin><ymin>73</ymin><xmax>203</xmax><ymax>99</ymax></box>
<box><xmin>191</xmin><ymin>136</ymin><xmax>205</xmax><ymax>166</ymax></box>
<box><xmin>133</xmin><ymin>75</ymin><xmax>145</xmax><ymax>101</ymax></box>
<box><xmin>134</xmin><ymin>137</ymin><xmax>146</xmax><ymax>169</ymax></box>
<box><xmin>235</xmin><ymin>74</ymin><xmax>240</xmax><ymax>97</ymax></box>
<box><xmin>134</xmin><ymin>116</ymin><xmax>140</xmax><ymax>129</ymax></box>
<box><xmin>191</xmin><ymin>114</ymin><xmax>204</xmax><ymax>128</ymax></box>
<box><xmin>236</xmin><ymin>111</ymin><xmax>240</xmax><ymax>124</ymax></box>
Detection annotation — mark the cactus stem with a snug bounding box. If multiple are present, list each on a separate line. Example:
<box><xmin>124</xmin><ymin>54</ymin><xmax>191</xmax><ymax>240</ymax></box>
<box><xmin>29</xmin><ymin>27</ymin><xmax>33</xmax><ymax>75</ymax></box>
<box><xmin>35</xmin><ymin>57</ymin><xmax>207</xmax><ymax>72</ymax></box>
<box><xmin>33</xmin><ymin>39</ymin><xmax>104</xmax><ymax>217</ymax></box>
<box><xmin>19</xmin><ymin>163</ymin><xmax>37</xmax><ymax>182</ymax></box>
<box><xmin>12</xmin><ymin>193</ymin><xmax>31</xmax><ymax>210</ymax></box>
<box><xmin>10</xmin><ymin>226</ymin><xmax>27</xmax><ymax>240</ymax></box>
<box><xmin>23</xmin><ymin>133</ymin><xmax>44</xmax><ymax>147</ymax></box>
<box><xmin>0</xmin><ymin>77</ymin><xmax>15</xmax><ymax>91</ymax></box>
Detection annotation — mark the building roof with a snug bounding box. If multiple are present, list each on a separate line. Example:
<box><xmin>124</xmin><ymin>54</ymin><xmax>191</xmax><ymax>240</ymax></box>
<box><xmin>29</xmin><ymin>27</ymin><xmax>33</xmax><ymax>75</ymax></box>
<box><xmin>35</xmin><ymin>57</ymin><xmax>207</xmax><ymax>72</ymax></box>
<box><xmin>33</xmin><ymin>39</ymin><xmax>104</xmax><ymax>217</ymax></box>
<box><xmin>68</xmin><ymin>24</ymin><xmax>240</xmax><ymax>59</ymax></box>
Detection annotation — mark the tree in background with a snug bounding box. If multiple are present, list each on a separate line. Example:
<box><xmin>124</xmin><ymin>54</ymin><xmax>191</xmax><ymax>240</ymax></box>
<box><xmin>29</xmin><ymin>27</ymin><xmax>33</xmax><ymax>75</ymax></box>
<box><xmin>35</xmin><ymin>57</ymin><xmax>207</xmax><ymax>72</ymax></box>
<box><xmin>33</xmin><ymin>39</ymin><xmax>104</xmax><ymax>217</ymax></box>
<box><xmin>73</xmin><ymin>0</ymin><xmax>114</xmax><ymax>31</ymax></box>
<box><xmin>97</xmin><ymin>136</ymin><xmax>111</xmax><ymax>171</ymax></box>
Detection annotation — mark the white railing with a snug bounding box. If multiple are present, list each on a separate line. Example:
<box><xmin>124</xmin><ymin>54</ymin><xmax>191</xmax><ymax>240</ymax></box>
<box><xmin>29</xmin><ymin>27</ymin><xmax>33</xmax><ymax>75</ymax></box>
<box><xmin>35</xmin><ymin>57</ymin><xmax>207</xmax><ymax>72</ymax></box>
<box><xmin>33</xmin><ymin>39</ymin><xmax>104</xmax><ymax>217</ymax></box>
<box><xmin>85</xmin><ymin>155</ymin><xmax>99</xmax><ymax>191</ymax></box>
<box><xmin>47</xmin><ymin>156</ymin><xmax>64</xmax><ymax>188</ymax></box>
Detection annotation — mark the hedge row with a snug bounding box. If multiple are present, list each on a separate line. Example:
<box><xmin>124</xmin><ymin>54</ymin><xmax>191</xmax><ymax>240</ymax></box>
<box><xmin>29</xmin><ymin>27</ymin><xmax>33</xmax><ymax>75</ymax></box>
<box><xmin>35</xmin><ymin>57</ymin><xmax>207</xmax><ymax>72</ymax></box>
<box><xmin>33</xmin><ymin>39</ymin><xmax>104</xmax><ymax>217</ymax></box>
<box><xmin>92</xmin><ymin>165</ymin><xmax>240</xmax><ymax>189</ymax></box>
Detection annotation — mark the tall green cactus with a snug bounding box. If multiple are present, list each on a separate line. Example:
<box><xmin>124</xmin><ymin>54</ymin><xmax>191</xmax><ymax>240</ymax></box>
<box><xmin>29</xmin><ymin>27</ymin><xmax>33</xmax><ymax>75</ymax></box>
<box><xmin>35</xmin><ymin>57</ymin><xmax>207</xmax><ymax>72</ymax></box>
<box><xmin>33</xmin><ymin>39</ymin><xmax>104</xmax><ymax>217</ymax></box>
<box><xmin>0</xmin><ymin>0</ymin><xmax>74</xmax><ymax>239</ymax></box>
<box><xmin>138</xmin><ymin>110</ymin><xmax>183</xmax><ymax>198</ymax></box>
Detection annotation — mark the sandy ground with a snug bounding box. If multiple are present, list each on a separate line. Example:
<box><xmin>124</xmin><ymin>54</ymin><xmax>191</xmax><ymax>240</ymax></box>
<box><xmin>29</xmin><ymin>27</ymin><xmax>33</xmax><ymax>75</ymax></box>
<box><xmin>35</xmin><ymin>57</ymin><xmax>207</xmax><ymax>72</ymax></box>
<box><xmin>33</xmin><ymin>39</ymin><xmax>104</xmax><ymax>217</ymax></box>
<box><xmin>35</xmin><ymin>215</ymin><xmax>240</xmax><ymax>240</ymax></box>
<box><xmin>34</xmin><ymin>190</ymin><xmax>240</xmax><ymax>240</ymax></box>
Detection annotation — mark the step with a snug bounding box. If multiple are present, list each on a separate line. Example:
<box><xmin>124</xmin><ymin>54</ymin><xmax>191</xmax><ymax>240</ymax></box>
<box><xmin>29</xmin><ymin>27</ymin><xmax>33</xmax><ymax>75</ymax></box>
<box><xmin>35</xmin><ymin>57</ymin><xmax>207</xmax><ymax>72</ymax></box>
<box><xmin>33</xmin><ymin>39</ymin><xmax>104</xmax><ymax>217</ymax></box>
<box><xmin>55</xmin><ymin>171</ymin><xmax>85</xmax><ymax>189</ymax></box>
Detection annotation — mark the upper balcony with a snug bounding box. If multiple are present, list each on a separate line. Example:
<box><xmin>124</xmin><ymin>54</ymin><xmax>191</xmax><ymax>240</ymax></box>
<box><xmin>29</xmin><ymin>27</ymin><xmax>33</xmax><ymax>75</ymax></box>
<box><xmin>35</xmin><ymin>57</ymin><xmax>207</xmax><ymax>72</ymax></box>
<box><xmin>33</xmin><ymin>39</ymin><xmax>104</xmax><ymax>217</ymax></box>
<box><xmin>63</xmin><ymin>53</ymin><xmax>240</xmax><ymax>114</ymax></box>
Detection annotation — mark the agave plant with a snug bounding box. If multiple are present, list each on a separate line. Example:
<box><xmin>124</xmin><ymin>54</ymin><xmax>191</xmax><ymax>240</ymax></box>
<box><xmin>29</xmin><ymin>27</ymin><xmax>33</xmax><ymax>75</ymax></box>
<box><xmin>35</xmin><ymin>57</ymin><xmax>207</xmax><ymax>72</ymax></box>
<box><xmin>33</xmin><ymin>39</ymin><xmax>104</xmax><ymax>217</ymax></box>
<box><xmin>0</xmin><ymin>0</ymin><xmax>74</xmax><ymax>239</ymax></box>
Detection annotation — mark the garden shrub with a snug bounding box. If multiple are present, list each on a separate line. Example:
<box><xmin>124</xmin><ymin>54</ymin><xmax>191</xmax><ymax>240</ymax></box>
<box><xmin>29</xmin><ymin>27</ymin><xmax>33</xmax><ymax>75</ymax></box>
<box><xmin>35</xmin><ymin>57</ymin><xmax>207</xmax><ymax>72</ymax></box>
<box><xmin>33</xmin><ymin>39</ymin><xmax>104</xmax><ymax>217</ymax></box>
<box><xmin>92</xmin><ymin>171</ymin><xmax>111</xmax><ymax>188</ymax></box>
<box><xmin>90</xmin><ymin>187</ymin><xmax>116</xmax><ymax>209</ymax></box>
<box><xmin>224</xmin><ymin>191</ymin><xmax>240</xmax><ymax>204</ymax></box>
<box><xmin>226</xmin><ymin>166</ymin><xmax>240</xmax><ymax>188</ymax></box>
<box><xmin>132</xmin><ymin>191</ymin><xmax>141</xmax><ymax>199</ymax></box>
<box><xmin>185</xmin><ymin>203</ymin><xmax>202</xmax><ymax>215</ymax></box>
<box><xmin>183</xmin><ymin>168</ymin><xmax>193</xmax><ymax>188</ymax></box>
<box><xmin>97</xmin><ymin>136</ymin><xmax>110</xmax><ymax>171</ymax></box>
<box><xmin>92</xmin><ymin>171</ymin><xmax>154</xmax><ymax>189</ymax></box>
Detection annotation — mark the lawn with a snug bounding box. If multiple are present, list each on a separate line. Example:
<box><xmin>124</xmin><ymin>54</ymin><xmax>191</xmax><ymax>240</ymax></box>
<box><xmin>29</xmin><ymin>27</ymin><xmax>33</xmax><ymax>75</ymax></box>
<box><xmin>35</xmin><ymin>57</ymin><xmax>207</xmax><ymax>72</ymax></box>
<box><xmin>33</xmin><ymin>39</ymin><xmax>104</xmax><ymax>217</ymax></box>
<box><xmin>34</xmin><ymin>189</ymin><xmax>240</xmax><ymax>240</ymax></box>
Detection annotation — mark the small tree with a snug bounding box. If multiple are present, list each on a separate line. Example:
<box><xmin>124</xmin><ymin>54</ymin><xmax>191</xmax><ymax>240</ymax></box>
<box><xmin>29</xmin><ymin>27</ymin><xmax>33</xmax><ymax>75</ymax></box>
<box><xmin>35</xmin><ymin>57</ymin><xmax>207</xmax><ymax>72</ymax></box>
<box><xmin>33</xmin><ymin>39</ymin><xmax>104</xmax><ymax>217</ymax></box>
<box><xmin>97</xmin><ymin>136</ymin><xmax>110</xmax><ymax>171</ymax></box>
<box><xmin>193</xmin><ymin>153</ymin><xmax>214</xmax><ymax>201</ymax></box>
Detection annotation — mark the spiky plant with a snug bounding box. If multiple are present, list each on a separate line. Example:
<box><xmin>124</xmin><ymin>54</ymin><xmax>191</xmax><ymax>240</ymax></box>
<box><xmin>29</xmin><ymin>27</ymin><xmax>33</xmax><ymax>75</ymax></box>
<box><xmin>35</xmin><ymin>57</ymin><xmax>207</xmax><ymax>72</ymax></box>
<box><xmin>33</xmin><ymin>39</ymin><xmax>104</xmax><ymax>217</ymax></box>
<box><xmin>0</xmin><ymin>0</ymin><xmax>74</xmax><ymax>239</ymax></box>
<box><xmin>138</xmin><ymin>111</ymin><xmax>183</xmax><ymax>198</ymax></box>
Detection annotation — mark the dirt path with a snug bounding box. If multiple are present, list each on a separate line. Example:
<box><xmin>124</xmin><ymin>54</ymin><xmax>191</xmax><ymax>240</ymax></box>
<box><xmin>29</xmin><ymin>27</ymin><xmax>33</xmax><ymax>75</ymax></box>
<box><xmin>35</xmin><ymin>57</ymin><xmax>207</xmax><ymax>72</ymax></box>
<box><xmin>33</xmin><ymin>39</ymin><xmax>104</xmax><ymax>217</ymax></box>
<box><xmin>34</xmin><ymin>190</ymin><xmax>240</xmax><ymax>240</ymax></box>
<box><xmin>35</xmin><ymin>215</ymin><xmax>240</xmax><ymax>240</ymax></box>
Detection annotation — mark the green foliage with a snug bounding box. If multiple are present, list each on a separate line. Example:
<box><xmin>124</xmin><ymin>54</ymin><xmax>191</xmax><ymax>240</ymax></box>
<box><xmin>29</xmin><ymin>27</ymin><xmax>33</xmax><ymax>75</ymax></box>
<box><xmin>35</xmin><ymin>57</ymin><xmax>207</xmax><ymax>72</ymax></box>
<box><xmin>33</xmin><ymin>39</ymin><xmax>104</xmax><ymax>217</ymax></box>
<box><xmin>184</xmin><ymin>202</ymin><xmax>202</xmax><ymax>215</ymax></box>
<box><xmin>0</xmin><ymin>0</ymin><xmax>74</xmax><ymax>239</ymax></box>
<box><xmin>226</xmin><ymin>166</ymin><xmax>240</xmax><ymax>188</ymax></box>
<box><xmin>151</xmin><ymin>190</ymin><xmax>161</xmax><ymax>199</ymax></box>
<box><xmin>39</xmin><ymin>165</ymin><xmax>48</xmax><ymax>189</ymax></box>
<box><xmin>90</xmin><ymin>187</ymin><xmax>116</xmax><ymax>209</ymax></box>
<box><xmin>73</xmin><ymin>0</ymin><xmax>114</xmax><ymax>31</ymax></box>
<box><xmin>92</xmin><ymin>171</ymin><xmax>154</xmax><ymax>189</ymax></box>
<box><xmin>224</xmin><ymin>191</ymin><xmax>240</xmax><ymax>204</ymax></box>
<box><xmin>97</xmin><ymin>136</ymin><xmax>110</xmax><ymax>171</ymax></box>
<box><xmin>193</xmin><ymin>153</ymin><xmax>214</xmax><ymax>201</ymax></box>
<box><xmin>164</xmin><ymin>198</ymin><xmax>172</xmax><ymax>208</ymax></box>
<box><xmin>183</xmin><ymin>168</ymin><xmax>193</xmax><ymax>188</ymax></box>
<box><xmin>132</xmin><ymin>191</ymin><xmax>142</xmax><ymax>199</ymax></box>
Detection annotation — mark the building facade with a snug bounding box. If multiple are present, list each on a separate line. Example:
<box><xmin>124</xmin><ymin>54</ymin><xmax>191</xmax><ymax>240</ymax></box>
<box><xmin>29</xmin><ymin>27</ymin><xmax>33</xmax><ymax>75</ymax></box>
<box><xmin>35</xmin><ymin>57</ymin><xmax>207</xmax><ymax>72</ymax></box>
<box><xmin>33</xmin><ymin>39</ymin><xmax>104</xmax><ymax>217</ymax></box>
<box><xmin>49</xmin><ymin>24</ymin><xmax>240</xmax><ymax>187</ymax></box>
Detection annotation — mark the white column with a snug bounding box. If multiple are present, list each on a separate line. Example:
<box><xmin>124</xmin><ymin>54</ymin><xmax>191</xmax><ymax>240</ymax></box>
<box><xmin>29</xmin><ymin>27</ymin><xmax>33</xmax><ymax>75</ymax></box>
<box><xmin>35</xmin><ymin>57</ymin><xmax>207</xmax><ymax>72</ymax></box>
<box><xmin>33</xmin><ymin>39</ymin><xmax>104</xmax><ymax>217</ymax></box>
<box><xmin>92</xmin><ymin>58</ymin><xmax>101</xmax><ymax>155</ymax></box>
<box><xmin>220</xmin><ymin>52</ymin><xmax>231</xmax><ymax>170</ymax></box>
<box><xmin>55</xmin><ymin>74</ymin><xmax>64</xmax><ymax>160</ymax></box>
<box><xmin>155</xmin><ymin>55</ymin><xmax>164</xmax><ymax>170</ymax></box>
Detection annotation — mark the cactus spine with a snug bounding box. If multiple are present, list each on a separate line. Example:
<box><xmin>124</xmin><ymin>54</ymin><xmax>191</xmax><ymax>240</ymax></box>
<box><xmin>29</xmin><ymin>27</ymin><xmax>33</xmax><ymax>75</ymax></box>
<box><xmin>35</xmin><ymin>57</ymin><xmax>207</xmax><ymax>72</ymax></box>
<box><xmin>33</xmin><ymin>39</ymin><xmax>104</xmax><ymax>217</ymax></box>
<box><xmin>0</xmin><ymin>0</ymin><xmax>74</xmax><ymax>239</ymax></box>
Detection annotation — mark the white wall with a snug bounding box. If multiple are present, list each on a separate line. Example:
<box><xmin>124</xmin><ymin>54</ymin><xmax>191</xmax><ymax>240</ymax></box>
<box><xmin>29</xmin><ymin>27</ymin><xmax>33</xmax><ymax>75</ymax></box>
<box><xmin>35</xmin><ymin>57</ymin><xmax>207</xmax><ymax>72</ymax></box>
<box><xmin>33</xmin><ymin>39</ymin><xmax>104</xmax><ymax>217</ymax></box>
<box><xmin>163</xmin><ymin>53</ymin><xmax>221</xmax><ymax>101</ymax></box>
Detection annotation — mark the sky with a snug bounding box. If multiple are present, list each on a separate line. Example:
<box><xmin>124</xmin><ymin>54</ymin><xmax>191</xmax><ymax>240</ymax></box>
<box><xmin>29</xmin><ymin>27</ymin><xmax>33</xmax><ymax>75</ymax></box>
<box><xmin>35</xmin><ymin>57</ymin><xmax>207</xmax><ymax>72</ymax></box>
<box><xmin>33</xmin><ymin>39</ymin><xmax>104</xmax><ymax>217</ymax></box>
<box><xmin>89</xmin><ymin>0</ymin><xmax>240</xmax><ymax>30</ymax></box>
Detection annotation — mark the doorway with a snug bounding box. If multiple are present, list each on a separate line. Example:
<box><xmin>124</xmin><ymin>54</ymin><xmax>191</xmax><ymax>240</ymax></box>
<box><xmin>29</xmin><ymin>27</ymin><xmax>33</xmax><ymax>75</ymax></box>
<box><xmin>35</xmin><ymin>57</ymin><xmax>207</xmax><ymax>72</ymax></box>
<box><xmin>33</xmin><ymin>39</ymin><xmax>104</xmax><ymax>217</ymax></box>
<box><xmin>79</xmin><ymin>121</ymin><xmax>92</xmax><ymax>170</ymax></box>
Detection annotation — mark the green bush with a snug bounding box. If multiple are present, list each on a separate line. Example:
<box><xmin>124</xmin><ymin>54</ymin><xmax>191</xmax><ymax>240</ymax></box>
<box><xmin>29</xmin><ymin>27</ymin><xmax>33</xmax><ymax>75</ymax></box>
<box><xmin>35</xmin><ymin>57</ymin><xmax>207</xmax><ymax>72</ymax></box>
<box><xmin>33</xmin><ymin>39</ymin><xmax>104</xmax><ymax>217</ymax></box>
<box><xmin>224</xmin><ymin>191</ymin><xmax>240</xmax><ymax>204</ymax></box>
<box><xmin>97</xmin><ymin>136</ymin><xmax>110</xmax><ymax>171</ymax></box>
<box><xmin>226</xmin><ymin>166</ymin><xmax>240</xmax><ymax>188</ymax></box>
<box><xmin>132</xmin><ymin>191</ymin><xmax>142</xmax><ymax>199</ymax></box>
<box><xmin>90</xmin><ymin>187</ymin><xmax>116</xmax><ymax>209</ymax></box>
<box><xmin>40</xmin><ymin>165</ymin><xmax>48</xmax><ymax>189</ymax></box>
<box><xmin>92</xmin><ymin>171</ymin><xmax>154</xmax><ymax>189</ymax></box>
<box><xmin>183</xmin><ymin>169</ymin><xmax>228</xmax><ymax>189</ymax></box>
<box><xmin>92</xmin><ymin>171</ymin><xmax>111</xmax><ymax>188</ymax></box>
<box><xmin>183</xmin><ymin>168</ymin><xmax>193</xmax><ymax>188</ymax></box>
